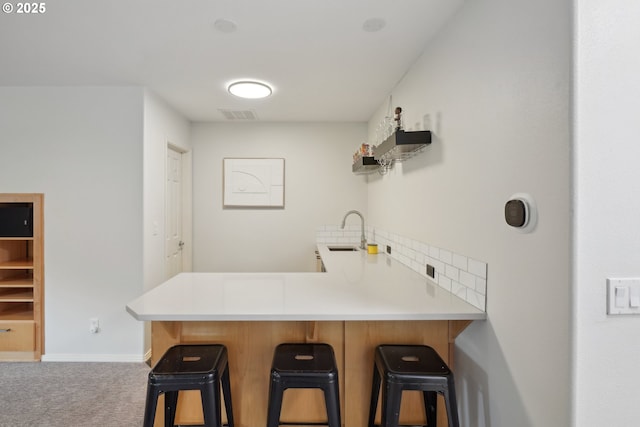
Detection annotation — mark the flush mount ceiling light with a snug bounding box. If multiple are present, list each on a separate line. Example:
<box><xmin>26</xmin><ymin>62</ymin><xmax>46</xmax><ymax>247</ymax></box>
<box><xmin>228</xmin><ymin>81</ymin><xmax>273</xmax><ymax>99</ymax></box>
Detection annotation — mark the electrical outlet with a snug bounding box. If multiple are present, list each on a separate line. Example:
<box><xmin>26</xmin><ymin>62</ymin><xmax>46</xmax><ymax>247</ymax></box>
<box><xmin>90</xmin><ymin>318</ymin><xmax>100</xmax><ymax>334</ymax></box>
<box><xmin>426</xmin><ymin>264</ymin><xmax>435</xmax><ymax>278</ymax></box>
<box><xmin>386</xmin><ymin>245</ymin><xmax>391</xmax><ymax>255</ymax></box>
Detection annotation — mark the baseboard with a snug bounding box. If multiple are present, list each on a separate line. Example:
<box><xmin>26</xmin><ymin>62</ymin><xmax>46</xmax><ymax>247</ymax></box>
<box><xmin>41</xmin><ymin>353</ymin><xmax>148</xmax><ymax>363</ymax></box>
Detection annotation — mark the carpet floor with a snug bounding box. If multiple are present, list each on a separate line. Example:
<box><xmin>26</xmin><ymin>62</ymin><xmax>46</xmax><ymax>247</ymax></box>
<box><xmin>0</xmin><ymin>361</ymin><xmax>150</xmax><ymax>427</ymax></box>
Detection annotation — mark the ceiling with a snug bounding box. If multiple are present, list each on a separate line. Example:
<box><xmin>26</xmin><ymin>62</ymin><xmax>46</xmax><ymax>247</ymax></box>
<box><xmin>0</xmin><ymin>0</ymin><xmax>464</xmax><ymax>122</ymax></box>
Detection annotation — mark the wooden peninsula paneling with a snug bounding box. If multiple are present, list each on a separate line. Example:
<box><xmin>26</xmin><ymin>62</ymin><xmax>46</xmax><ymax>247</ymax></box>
<box><xmin>149</xmin><ymin>319</ymin><xmax>471</xmax><ymax>427</ymax></box>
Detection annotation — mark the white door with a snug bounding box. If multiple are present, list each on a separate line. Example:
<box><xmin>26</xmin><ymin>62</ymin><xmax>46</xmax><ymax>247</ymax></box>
<box><xmin>165</xmin><ymin>147</ymin><xmax>184</xmax><ymax>278</ymax></box>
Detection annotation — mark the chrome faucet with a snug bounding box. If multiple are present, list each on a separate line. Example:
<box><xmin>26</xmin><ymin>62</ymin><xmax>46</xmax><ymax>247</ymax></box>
<box><xmin>341</xmin><ymin>210</ymin><xmax>366</xmax><ymax>250</ymax></box>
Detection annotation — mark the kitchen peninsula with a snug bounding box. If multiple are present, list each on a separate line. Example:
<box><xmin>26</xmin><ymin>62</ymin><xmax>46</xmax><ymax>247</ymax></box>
<box><xmin>127</xmin><ymin>245</ymin><xmax>485</xmax><ymax>427</ymax></box>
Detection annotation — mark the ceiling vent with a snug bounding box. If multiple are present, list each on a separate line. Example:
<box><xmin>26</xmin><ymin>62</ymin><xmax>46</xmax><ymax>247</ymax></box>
<box><xmin>218</xmin><ymin>109</ymin><xmax>258</xmax><ymax>121</ymax></box>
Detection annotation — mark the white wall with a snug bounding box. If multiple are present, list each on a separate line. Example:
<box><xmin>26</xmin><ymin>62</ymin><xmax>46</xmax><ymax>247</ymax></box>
<box><xmin>192</xmin><ymin>122</ymin><xmax>367</xmax><ymax>272</ymax></box>
<box><xmin>367</xmin><ymin>1</ymin><xmax>572</xmax><ymax>425</ymax></box>
<box><xmin>574</xmin><ymin>1</ymin><xmax>640</xmax><ymax>425</ymax></box>
<box><xmin>142</xmin><ymin>90</ymin><xmax>191</xmax><ymax>354</ymax></box>
<box><xmin>0</xmin><ymin>87</ymin><xmax>145</xmax><ymax>361</ymax></box>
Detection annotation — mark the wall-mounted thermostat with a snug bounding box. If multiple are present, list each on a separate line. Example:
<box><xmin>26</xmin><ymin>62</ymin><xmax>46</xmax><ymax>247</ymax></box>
<box><xmin>505</xmin><ymin>199</ymin><xmax>528</xmax><ymax>227</ymax></box>
<box><xmin>504</xmin><ymin>193</ymin><xmax>537</xmax><ymax>233</ymax></box>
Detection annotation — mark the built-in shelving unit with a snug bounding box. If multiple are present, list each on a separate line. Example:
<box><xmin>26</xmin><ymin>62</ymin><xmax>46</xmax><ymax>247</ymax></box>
<box><xmin>0</xmin><ymin>193</ymin><xmax>44</xmax><ymax>361</ymax></box>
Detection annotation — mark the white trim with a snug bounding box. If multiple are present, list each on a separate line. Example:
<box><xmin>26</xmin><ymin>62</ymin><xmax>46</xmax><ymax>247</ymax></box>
<box><xmin>181</xmin><ymin>149</ymin><xmax>193</xmax><ymax>272</ymax></box>
<box><xmin>41</xmin><ymin>353</ymin><xmax>148</xmax><ymax>363</ymax></box>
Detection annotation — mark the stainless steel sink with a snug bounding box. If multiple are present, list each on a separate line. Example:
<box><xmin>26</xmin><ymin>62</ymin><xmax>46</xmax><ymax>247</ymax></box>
<box><xmin>327</xmin><ymin>246</ymin><xmax>359</xmax><ymax>251</ymax></box>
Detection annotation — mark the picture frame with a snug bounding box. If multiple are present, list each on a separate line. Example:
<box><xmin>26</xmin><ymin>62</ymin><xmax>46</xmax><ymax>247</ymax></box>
<box><xmin>223</xmin><ymin>158</ymin><xmax>285</xmax><ymax>208</ymax></box>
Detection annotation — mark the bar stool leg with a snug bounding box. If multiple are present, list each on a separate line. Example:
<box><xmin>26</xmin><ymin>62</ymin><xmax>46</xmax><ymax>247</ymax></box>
<box><xmin>323</xmin><ymin>384</ymin><xmax>341</xmax><ymax>427</ymax></box>
<box><xmin>381</xmin><ymin>382</ymin><xmax>403</xmax><ymax>427</ymax></box>
<box><xmin>201</xmin><ymin>381</ymin><xmax>221</xmax><ymax>427</ymax></box>
<box><xmin>444</xmin><ymin>377</ymin><xmax>460</xmax><ymax>427</ymax></box>
<box><xmin>423</xmin><ymin>390</ymin><xmax>437</xmax><ymax>427</ymax></box>
<box><xmin>222</xmin><ymin>366</ymin><xmax>235</xmax><ymax>427</ymax></box>
<box><xmin>164</xmin><ymin>391</ymin><xmax>179</xmax><ymax>427</ymax></box>
<box><xmin>266</xmin><ymin>381</ymin><xmax>284</xmax><ymax>427</ymax></box>
<box><xmin>368</xmin><ymin>365</ymin><xmax>381</xmax><ymax>427</ymax></box>
<box><xmin>143</xmin><ymin>385</ymin><xmax>159</xmax><ymax>427</ymax></box>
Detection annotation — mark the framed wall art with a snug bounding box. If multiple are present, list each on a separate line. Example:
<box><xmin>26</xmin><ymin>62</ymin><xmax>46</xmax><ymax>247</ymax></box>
<box><xmin>223</xmin><ymin>158</ymin><xmax>285</xmax><ymax>208</ymax></box>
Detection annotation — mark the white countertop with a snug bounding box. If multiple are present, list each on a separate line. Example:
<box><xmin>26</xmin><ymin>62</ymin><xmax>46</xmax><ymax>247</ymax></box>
<box><xmin>126</xmin><ymin>245</ymin><xmax>486</xmax><ymax>321</ymax></box>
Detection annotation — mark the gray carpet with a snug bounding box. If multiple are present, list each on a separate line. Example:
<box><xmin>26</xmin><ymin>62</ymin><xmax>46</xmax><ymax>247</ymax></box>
<box><xmin>0</xmin><ymin>361</ymin><xmax>150</xmax><ymax>427</ymax></box>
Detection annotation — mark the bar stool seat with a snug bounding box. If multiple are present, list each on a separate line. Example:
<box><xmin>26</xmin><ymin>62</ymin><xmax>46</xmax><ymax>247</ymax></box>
<box><xmin>267</xmin><ymin>343</ymin><xmax>341</xmax><ymax>427</ymax></box>
<box><xmin>143</xmin><ymin>344</ymin><xmax>234</xmax><ymax>427</ymax></box>
<box><xmin>368</xmin><ymin>344</ymin><xmax>459</xmax><ymax>427</ymax></box>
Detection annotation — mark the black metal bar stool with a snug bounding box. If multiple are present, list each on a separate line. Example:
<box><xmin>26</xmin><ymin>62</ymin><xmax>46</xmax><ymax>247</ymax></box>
<box><xmin>368</xmin><ymin>344</ymin><xmax>459</xmax><ymax>427</ymax></box>
<box><xmin>266</xmin><ymin>343</ymin><xmax>341</xmax><ymax>427</ymax></box>
<box><xmin>143</xmin><ymin>344</ymin><xmax>235</xmax><ymax>427</ymax></box>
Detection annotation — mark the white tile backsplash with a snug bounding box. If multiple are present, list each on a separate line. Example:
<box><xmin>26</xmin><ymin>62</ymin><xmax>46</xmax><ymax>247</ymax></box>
<box><xmin>429</xmin><ymin>246</ymin><xmax>440</xmax><ymax>259</ymax></box>
<box><xmin>439</xmin><ymin>249</ymin><xmax>453</xmax><ymax>265</ymax></box>
<box><xmin>468</xmin><ymin>258</ymin><xmax>487</xmax><ymax>279</ymax></box>
<box><xmin>316</xmin><ymin>225</ymin><xmax>488</xmax><ymax>311</ymax></box>
<box><xmin>439</xmin><ymin>275</ymin><xmax>452</xmax><ymax>292</ymax></box>
<box><xmin>459</xmin><ymin>270</ymin><xmax>476</xmax><ymax>289</ymax></box>
<box><xmin>452</xmin><ymin>281</ymin><xmax>468</xmax><ymax>299</ymax></box>
<box><xmin>445</xmin><ymin>264</ymin><xmax>460</xmax><ymax>281</ymax></box>
<box><xmin>476</xmin><ymin>278</ymin><xmax>487</xmax><ymax>296</ymax></box>
<box><xmin>467</xmin><ymin>289</ymin><xmax>486</xmax><ymax>310</ymax></box>
<box><xmin>453</xmin><ymin>253</ymin><xmax>468</xmax><ymax>270</ymax></box>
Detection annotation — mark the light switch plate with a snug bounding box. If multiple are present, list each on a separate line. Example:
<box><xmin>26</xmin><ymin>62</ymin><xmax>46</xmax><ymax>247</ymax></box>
<box><xmin>607</xmin><ymin>278</ymin><xmax>640</xmax><ymax>315</ymax></box>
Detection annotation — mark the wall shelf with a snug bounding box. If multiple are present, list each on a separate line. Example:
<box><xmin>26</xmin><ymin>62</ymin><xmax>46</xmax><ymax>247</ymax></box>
<box><xmin>352</xmin><ymin>156</ymin><xmax>379</xmax><ymax>175</ymax></box>
<box><xmin>351</xmin><ymin>130</ymin><xmax>432</xmax><ymax>175</ymax></box>
<box><xmin>376</xmin><ymin>129</ymin><xmax>432</xmax><ymax>162</ymax></box>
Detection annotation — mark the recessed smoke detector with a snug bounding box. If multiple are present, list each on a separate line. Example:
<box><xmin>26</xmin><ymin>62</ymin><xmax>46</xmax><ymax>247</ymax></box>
<box><xmin>214</xmin><ymin>19</ymin><xmax>237</xmax><ymax>33</ymax></box>
<box><xmin>363</xmin><ymin>18</ymin><xmax>386</xmax><ymax>32</ymax></box>
<box><xmin>228</xmin><ymin>81</ymin><xmax>273</xmax><ymax>99</ymax></box>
